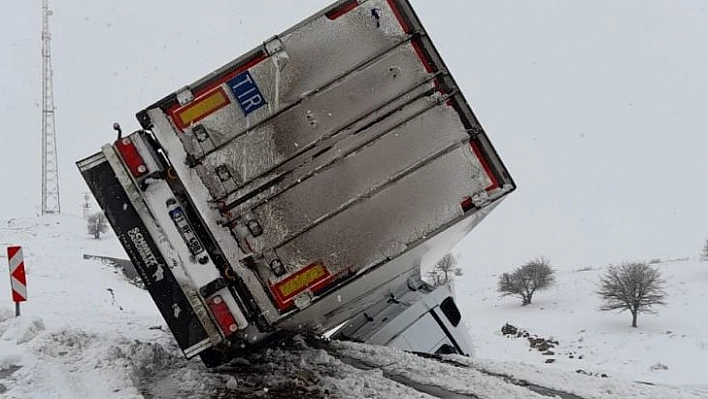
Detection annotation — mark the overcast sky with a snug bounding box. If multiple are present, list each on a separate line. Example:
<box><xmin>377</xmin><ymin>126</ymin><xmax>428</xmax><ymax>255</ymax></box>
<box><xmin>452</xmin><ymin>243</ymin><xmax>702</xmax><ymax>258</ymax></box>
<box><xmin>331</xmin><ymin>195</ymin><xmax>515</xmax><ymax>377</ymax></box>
<box><xmin>2</xmin><ymin>1</ymin><xmax>707</xmax><ymax>271</ymax></box>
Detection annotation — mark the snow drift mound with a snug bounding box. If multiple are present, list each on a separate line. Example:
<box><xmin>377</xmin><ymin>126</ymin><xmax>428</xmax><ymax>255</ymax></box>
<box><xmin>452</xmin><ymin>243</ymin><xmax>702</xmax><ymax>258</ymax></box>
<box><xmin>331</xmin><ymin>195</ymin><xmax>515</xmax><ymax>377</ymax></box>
<box><xmin>0</xmin><ymin>215</ymin><xmax>197</xmax><ymax>399</ymax></box>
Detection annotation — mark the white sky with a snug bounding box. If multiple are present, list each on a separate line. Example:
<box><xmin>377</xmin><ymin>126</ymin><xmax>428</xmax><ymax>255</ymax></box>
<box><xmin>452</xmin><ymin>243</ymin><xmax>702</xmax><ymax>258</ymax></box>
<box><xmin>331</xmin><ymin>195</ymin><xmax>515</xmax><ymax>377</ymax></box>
<box><xmin>1</xmin><ymin>1</ymin><xmax>707</xmax><ymax>270</ymax></box>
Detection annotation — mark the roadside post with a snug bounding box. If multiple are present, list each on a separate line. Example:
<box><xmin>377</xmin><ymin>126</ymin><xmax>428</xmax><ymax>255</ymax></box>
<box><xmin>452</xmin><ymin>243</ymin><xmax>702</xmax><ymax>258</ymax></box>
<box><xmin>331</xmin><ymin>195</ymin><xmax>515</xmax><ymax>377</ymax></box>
<box><xmin>7</xmin><ymin>246</ymin><xmax>27</xmax><ymax>316</ymax></box>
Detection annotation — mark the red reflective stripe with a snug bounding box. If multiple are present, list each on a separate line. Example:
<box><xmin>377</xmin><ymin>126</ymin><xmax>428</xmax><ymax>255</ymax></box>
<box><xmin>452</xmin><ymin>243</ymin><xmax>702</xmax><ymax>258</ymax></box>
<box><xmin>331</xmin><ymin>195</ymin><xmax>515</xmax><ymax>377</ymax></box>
<box><xmin>269</xmin><ymin>262</ymin><xmax>333</xmax><ymax>311</ymax></box>
<box><xmin>171</xmin><ymin>88</ymin><xmax>231</xmax><ymax>130</ymax></box>
<box><xmin>268</xmin><ymin>283</ymin><xmax>289</xmax><ymax>311</ymax></box>
<box><xmin>193</xmin><ymin>52</ymin><xmax>267</xmax><ymax>99</ymax></box>
<box><xmin>11</xmin><ymin>265</ymin><xmax>26</xmax><ymax>284</ymax></box>
<box><xmin>7</xmin><ymin>246</ymin><xmax>20</xmax><ymax>261</ymax></box>
<box><xmin>387</xmin><ymin>0</ymin><xmax>410</xmax><ymax>33</ymax></box>
<box><xmin>326</xmin><ymin>0</ymin><xmax>359</xmax><ymax>20</ymax></box>
<box><xmin>166</xmin><ymin>51</ymin><xmax>268</xmax><ymax>118</ymax></box>
<box><xmin>470</xmin><ymin>141</ymin><xmax>500</xmax><ymax>191</ymax></box>
<box><xmin>7</xmin><ymin>246</ymin><xmax>27</xmax><ymax>302</ymax></box>
<box><xmin>411</xmin><ymin>39</ymin><xmax>434</xmax><ymax>73</ymax></box>
<box><xmin>387</xmin><ymin>0</ymin><xmax>433</xmax><ymax>75</ymax></box>
<box><xmin>12</xmin><ymin>291</ymin><xmax>24</xmax><ymax>303</ymax></box>
<box><xmin>165</xmin><ymin>51</ymin><xmax>268</xmax><ymax>130</ymax></box>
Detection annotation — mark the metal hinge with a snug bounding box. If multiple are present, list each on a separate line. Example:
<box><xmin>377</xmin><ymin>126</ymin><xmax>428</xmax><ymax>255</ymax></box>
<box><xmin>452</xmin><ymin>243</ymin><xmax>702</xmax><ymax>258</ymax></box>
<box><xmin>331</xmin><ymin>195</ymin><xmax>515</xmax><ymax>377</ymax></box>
<box><xmin>471</xmin><ymin>190</ymin><xmax>491</xmax><ymax>208</ymax></box>
<box><xmin>264</xmin><ymin>36</ymin><xmax>285</xmax><ymax>55</ymax></box>
<box><xmin>176</xmin><ymin>87</ymin><xmax>195</xmax><ymax>106</ymax></box>
<box><xmin>214</xmin><ymin>164</ymin><xmax>239</xmax><ymax>194</ymax></box>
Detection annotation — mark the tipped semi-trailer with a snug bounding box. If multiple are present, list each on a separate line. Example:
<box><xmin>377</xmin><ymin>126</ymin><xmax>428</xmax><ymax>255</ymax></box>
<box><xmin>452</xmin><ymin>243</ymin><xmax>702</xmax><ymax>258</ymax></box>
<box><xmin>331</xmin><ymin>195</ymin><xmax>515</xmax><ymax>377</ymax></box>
<box><xmin>77</xmin><ymin>0</ymin><xmax>514</xmax><ymax>366</ymax></box>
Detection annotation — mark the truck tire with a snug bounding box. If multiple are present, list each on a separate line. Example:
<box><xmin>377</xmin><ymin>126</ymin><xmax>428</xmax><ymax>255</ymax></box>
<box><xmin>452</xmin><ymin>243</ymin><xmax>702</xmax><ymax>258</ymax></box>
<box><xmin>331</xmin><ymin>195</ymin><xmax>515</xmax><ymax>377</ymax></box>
<box><xmin>199</xmin><ymin>348</ymin><xmax>227</xmax><ymax>368</ymax></box>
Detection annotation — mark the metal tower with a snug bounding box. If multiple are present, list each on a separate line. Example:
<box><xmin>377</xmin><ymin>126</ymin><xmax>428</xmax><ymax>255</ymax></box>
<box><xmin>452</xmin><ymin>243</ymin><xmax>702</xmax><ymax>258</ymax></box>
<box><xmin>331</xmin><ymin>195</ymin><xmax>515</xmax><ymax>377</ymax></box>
<box><xmin>41</xmin><ymin>0</ymin><xmax>61</xmax><ymax>214</ymax></box>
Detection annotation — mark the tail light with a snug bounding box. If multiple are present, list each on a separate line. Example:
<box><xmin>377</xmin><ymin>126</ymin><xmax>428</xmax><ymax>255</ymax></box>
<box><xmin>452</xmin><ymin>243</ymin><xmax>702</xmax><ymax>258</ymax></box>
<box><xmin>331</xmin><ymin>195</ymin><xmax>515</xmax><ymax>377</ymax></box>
<box><xmin>115</xmin><ymin>136</ymin><xmax>148</xmax><ymax>178</ymax></box>
<box><xmin>207</xmin><ymin>295</ymin><xmax>239</xmax><ymax>337</ymax></box>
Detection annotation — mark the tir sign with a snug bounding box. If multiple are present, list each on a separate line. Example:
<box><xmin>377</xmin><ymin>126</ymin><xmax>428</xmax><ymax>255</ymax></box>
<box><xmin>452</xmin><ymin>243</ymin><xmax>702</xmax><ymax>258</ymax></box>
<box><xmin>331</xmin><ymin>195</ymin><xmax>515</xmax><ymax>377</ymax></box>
<box><xmin>228</xmin><ymin>71</ymin><xmax>266</xmax><ymax>116</ymax></box>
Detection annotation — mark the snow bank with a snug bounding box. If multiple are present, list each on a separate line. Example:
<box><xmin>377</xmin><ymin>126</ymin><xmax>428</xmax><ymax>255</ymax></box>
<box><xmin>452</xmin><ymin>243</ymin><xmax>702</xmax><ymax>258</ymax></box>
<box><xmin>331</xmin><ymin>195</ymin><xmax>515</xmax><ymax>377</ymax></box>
<box><xmin>0</xmin><ymin>314</ymin><xmax>45</xmax><ymax>344</ymax></box>
<box><xmin>0</xmin><ymin>216</ymin><xmax>179</xmax><ymax>399</ymax></box>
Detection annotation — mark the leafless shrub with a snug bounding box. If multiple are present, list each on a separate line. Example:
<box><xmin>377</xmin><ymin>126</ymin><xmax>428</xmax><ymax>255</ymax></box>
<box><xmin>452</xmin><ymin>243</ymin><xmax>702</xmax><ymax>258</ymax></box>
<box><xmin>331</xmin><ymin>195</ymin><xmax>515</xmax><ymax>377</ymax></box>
<box><xmin>427</xmin><ymin>254</ymin><xmax>462</xmax><ymax>287</ymax></box>
<box><xmin>87</xmin><ymin>212</ymin><xmax>109</xmax><ymax>239</ymax></box>
<box><xmin>498</xmin><ymin>257</ymin><xmax>556</xmax><ymax>305</ymax></box>
<box><xmin>597</xmin><ymin>262</ymin><xmax>667</xmax><ymax>327</ymax></box>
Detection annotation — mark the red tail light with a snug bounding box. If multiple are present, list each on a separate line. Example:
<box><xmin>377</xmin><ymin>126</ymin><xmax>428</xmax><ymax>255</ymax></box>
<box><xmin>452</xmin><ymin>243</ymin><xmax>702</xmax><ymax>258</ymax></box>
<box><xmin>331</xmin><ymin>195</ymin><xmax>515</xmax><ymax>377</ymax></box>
<box><xmin>207</xmin><ymin>295</ymin><xmax>239</xmax><ymax>337</ymax></box>
<box><xmin>115</xmin><ymin>137</ymin><xmax>148</xmax><ymax>178</ymax></box>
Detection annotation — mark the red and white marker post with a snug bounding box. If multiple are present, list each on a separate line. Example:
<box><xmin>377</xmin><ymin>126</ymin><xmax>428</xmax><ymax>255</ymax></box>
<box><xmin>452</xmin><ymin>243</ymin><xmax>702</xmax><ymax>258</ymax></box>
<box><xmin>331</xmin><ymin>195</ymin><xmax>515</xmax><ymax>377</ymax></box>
<box><xmin>7</xmin><ymin>246</ymin><xmax>27</xmax><ymax>316</ymax></box>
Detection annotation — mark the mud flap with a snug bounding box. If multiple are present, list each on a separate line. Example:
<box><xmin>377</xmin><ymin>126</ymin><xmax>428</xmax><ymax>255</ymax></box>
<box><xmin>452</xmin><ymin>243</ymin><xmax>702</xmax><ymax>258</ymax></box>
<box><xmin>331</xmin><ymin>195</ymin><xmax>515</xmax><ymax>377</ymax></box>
<box><xmin>77</xmin><ymin>154</ymin><xmax>211</xmax><ymax>357</ymax></box>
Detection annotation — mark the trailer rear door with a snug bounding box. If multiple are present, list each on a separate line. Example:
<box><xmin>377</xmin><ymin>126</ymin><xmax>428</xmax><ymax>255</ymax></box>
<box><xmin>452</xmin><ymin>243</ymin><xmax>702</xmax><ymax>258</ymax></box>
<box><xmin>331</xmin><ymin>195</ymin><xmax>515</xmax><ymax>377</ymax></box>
<box><xmin>139</xmin><ymin>0</ymin><xmax>514</xmax><ymax>316</ymax></box>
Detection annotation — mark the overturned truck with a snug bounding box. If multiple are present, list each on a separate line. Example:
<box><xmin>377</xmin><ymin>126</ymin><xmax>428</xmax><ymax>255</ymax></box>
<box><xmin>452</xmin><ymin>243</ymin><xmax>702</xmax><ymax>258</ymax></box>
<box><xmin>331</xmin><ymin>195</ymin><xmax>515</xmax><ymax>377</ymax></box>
<box><xmin>77</xmin><ymin>0</ymin><xmax>514</xmax><ymax>366</ymax></box>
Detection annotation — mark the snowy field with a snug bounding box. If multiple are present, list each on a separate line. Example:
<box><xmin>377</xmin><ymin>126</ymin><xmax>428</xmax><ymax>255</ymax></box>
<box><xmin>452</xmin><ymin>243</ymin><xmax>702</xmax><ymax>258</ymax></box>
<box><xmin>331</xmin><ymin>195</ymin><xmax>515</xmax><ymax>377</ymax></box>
<box><xmin>456</xmin><ymin>253</ymin><xmax>708</xmax><ymax>388</ymax></box>
<box><xmin>1</xmin><ymin>215</ymin><xmax>707</xmax><ymax>398</ymax></box>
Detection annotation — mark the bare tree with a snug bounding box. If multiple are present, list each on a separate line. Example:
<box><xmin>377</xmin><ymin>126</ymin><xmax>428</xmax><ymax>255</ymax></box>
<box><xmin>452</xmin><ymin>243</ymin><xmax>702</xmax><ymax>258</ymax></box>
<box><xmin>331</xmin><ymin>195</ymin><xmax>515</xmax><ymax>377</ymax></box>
<box><xmin>428</xmin><ymin>254</ymin><xmax>462</xmax><ymax>287</ymax></box>
<box><xmin>426</xmin><ymin>269</ymin><xmax>443</xmax><ymax>287</ymax></box>
<box><xmin>597</xmin><ymin>262</ymin><xmax>667</xmax><ymax>328</ymax></box>
<box><xmin>87</xmin><ymin>212</ymin><xmax>109</xmax><ymax>239</ymax></box>
<box><xmin>498</xmin><ymin>257</ymin><xmax>555</xmax><ymax>305</ymax></box>
<box><xmin>701</xmin><ymin>239</ymin><xmax>708</xmax><ymax>262</ymax></box>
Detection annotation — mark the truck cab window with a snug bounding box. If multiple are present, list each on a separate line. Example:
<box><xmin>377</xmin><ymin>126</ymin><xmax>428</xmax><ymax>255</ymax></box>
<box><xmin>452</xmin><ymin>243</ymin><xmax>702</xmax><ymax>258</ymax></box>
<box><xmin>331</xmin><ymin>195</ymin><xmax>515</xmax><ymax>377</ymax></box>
<box><xmin>440</xmin><ymin>297</ymin><xmax>461</xmax><ymax>327</ymax></box>
<box><xmin>435</xmin><ymin>343</ymin><xmax>457</xmax><ymax>355</ymax></box>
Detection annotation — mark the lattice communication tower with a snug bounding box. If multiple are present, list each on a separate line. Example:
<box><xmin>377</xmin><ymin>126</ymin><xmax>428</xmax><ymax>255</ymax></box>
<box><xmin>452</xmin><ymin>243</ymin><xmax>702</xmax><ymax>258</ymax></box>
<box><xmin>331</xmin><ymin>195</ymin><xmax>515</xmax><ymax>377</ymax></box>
<box><xmin>41</xmin><ymin>0</ymin><xmax>61</xmax><ymax>214</ymax></box>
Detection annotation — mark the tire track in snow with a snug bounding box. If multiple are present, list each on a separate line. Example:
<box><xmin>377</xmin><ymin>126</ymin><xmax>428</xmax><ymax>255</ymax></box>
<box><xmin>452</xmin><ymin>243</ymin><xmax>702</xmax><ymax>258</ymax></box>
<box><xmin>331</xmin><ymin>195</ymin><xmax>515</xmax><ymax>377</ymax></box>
<box><xmin>313</xmin><ymin>337</ymin><xmax>556</xmax><ymax>399</ymax></box>
<box><xmin>412</xmin><ymin>352</ymin><xmax>586</xmax><ymax>399</ymax></box>
<box><xmin>330</xmin><ymin>352</ymin><xmax>481</xmax><ymax>399</ymax></box>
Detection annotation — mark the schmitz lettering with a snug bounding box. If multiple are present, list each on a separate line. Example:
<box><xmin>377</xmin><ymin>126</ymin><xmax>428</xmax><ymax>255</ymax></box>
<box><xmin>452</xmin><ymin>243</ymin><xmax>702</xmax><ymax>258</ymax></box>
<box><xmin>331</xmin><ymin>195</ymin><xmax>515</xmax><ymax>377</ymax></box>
<box><xmin>126</xmin><ymin>227</ymin><xmax>165</xmax><ymax>282</ymax></box>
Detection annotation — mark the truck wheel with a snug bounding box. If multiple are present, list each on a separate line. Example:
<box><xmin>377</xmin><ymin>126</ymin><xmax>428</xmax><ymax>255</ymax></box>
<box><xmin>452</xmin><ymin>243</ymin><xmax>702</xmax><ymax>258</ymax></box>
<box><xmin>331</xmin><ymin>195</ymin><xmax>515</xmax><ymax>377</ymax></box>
<box><xmin>199</xmin><ymin>348</ymin><xmax>226</xmax><ymax>368</ymax></box>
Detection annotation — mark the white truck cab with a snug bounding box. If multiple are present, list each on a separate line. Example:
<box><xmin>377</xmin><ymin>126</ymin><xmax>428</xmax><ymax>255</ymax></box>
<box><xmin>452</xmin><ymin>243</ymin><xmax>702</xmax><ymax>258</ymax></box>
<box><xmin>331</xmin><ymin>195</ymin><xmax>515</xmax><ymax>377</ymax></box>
<box><xmin>334</xmin><ymin>274</ymin><xmax>473</xmax><ymax>356</ymax></box>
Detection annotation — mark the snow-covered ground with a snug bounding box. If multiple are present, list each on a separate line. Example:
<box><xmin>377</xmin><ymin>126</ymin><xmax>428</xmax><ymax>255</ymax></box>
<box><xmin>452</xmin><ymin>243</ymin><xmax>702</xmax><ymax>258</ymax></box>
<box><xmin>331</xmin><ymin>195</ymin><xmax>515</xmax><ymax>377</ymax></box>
<box><xmin>0</xmin><ymin>216</ymin><xmax>179</xmax><ymax>398</ymax></box>
<box><xmin>456</xmin><ymin>254</ymin><xmax>708</xmax><ymax>388</ymax></box>
<box><xmin>1</xmin><ymin>215</ymin><xmax>707</xmax><ymax>398</ymax></box>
